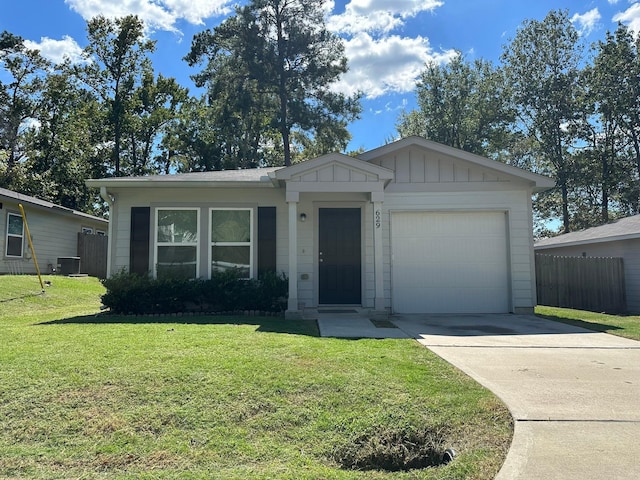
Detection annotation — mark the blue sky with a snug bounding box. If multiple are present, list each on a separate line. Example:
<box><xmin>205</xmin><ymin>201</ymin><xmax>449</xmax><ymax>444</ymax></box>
<box><xmin>2</xmin><ymin>0</ymin><xmax>639</xmax><ymax>152</ymax></box>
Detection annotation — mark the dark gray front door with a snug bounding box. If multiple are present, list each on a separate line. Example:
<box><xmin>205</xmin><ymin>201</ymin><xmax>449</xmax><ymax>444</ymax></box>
<box><xmin>319</xmin><ymin>208</ymin><xmax>361</xmax><ymax>304</ymax></box>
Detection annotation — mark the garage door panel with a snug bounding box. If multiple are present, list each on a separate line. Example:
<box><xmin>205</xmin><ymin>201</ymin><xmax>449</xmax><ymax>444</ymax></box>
<box><xmin>392</xmin><ymin>211</ymin><xmax>509</xmax><ymax>313</ymax></box>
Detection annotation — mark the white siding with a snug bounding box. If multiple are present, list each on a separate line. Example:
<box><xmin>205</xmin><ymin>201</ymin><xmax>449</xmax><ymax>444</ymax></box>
<box><xmin>536</xmin><ymin>239</ymin><xmax>640</xmax><ymax>313</ymax></box>
<box><xmin>369</xmin><ymin>146</ymin><xmax>515</xmax><ymax>189</ymax></box>
<box><xmin>103</xmin><ymin>148</ymin><xmax>539</xmax><ymax>314</ymax></box>
<box><xmin>381</xmin><ymin>190</ymin><xmax>535</xmax><ymax>313</ymax></box>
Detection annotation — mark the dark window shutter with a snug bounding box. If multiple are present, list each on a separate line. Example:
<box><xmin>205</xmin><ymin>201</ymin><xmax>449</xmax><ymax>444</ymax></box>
<box><xmin>130</xmin><ymin>207</ymin><xmax>150</xmax><ymax>275</ymax></box>
<box><xmin>257</xmin><ymin>207</ymin><xmax>276</xmax><ymax>277</ymax></box>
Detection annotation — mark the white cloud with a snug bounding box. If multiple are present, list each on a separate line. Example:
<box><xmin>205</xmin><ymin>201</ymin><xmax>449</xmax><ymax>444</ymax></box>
<box><xmin>571</xmin><ymin>8</ymin><xmax>601</xmax><ymax>36</ymax></box>
<box><xmin>162</xmin><ymin>0</ymin><xmax>233</xmax><ymax>25</ymax></box>
<box><xmin>64</xmin><ymin>0</ymin><xmax>233</xmax><ymax>33</ymax></box>
<box><xmin>20</xmin><ymin>118</ymin><xmax>42</xmax><ymax>134</ymax></box>
<box><xmin>329</xmin><ymin>0</ymin><xmax>443</xmax><ymax>35</ymax></box>
<box><xmin>327</xmin><ymin>1</ymin><xmax>450</xmax><ymax>98</ymax></box>
<box><xmin>62</xmin><ymin>0</ymin><xmax>454</xmax><ymax>99</ymax></box>
<box><xmin>23</xmin><ymin>36</ymin><xmax>86</xmax><ymax>64</ymax></box>
<box><xmin>613</xmin><ymin>3</ymin><xmax>640</xmax><ymax>34</ymax></box>
<box><xmin>333</xmin><ymin>33</ymin><xmax>457</xmax><ymax>99</ymax></box>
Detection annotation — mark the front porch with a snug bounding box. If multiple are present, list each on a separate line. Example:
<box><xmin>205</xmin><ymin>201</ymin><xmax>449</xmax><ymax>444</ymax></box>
<box><xmin>269</xmin><ymin>154</ymin><xmax>394</xmax><ymax>320</ymax></box>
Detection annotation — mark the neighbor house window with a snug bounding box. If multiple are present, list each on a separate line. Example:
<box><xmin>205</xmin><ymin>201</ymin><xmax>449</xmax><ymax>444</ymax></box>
<box><xmin>210</xmin><ymin>208</ymin><xmax>252</xmax><ymax>279</ymax></box>
<box><xmin>6</xmin><ymin>212</ymin><xmax>24</xmax><ymax>258</ymax></box>
<box><xmin>82</xmin><ymin>227</ymin><xmax>94</xmax><ymax>234</ymax></box>
<box><xmin>155</xmin><ymin>208</ymin><xmax>199</xmax><ymax>279</ymax></box>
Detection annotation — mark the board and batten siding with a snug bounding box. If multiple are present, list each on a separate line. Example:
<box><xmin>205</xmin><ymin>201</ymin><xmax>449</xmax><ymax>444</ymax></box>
<box><xmin>1</xmin><ymin>199</ymin><xmax>107</xmax><ymax>275</ymax></box>
<box><xmin>364</xmin><ymin>145</ymin><xmax>537</xmax><ymax>313</ymax></box>
<box><xmin>536</xmin><ymin>239</ymin><xmax>640</xmax><ymax>314</ymax></box>
<box><xmin>369</xmin><ymin>146</ymin><xmax>514</xmax><ymax>189</ymax></box>
<box><xmin>103</xmin><ymin>143</ymin><xmax>541</xmax><ymax>313</ymax></box>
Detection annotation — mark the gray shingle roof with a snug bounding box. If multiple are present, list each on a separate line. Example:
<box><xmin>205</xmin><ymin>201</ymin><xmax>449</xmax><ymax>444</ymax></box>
<box><xmin>535</xmin><ymin>214</ymin><xmax>640</xmax><ymax>248</ymax></box>
<box><xmin>0</xmin><ymin>187</ymin><xmax>107</xmax><ymax>223</ymax></box>
<box><xmin>86</xmin><ymin>167</ymin><xmax>284</xmax><ymax>187</ymax></box>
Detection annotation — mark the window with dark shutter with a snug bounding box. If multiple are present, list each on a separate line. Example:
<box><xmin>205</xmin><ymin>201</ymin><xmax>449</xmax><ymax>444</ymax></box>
<box><xmin>130</xmin><ymin>207</ymin><xmax>150</xmax><ymax>275</ymax></box>
<box><xmin>257</xmin><ymin>207</ymin><xmax>277</xmax><ymax>277</ymax></box>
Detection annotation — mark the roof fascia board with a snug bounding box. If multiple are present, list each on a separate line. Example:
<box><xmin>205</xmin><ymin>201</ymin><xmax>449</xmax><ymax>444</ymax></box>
<box><xmin>1</xmin><ymin>189</ymin><xmax>107</xmax><ymax>223</ymax></box>
<box><xmin>85</xmin><ymin>179</ymin><xmax>276</xmax><ymax>189</ymax></box>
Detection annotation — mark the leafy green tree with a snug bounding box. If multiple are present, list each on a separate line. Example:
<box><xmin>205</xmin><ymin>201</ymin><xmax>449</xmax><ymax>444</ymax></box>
<box><xmin>577</xmin><ymin>25</ymin><xmax>637</xmax><ymax>224</ymax></box>
<box><xmin>0</xmin><ymin>32</ymin><xmax>50</xmax><ymax>188</ymax></box>
<box><xmin>397</xmin><ymin>52</ymin><xmax>514</xmax><ymax>159</ymax></box>
<box><xmin>127</xmin><ymin>71</ymin><xmax>189</xmax><ymax>176</ymax></box>
<box><xmin>77</xmin><ymin>15</ymin><xmax>155</xmax><ymax>176</ymax></box>
<box><xmin>602</xmin><ymin>25</ymin><xmax>640</xmax><ymax>216</ymax></box>
<box><xmin>21</xmin><ymin>70</ymin><xmax>103</xmax><ymax>210</ymax></box>
<box><xmin>186</xmin><ymin>0</ymin><xmax>361</xmax><ymax>167</ymax></box>
<box><xmin>158</xmin><ymin>97</ymin><xmax>230</xmax><ymax>173</ymax></box>
<box><xmin>502</xmin><ymin>10</ymin><xmax>583</xmax><ymax>233</ymax></box>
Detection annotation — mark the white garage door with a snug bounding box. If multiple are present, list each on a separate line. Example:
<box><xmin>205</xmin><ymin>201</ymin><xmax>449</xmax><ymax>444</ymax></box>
<box><xmin>391</xmin><ymin>211</ymin><xmax>510</xmax><ymax>313</ymax></box>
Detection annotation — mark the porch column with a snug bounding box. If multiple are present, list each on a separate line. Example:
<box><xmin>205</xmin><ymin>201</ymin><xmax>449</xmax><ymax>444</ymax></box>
<box><xmin>372</xmin><ymin>192</ymin><xmax>386</xmax><ymax>316</ymax></box>
<box><xmin>286</xmin><ymin>191</ymin><xmax>302</xmax><ymax>319</ymax></box>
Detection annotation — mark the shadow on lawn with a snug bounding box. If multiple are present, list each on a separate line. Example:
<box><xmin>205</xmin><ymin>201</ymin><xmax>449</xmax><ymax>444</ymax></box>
<box><xmin>536</xmin><ymin>313</ymin><xmax>624</xmax><ymax>334</ymax></box>
<box><xmin>36</xmin><ymin>313</ymin><xmax>320</xmax><ymax>337</ymax></box>
<box><xmin>0</xmin><ymin>292</ymin><xmax>45</xmax><ymax>303</ymax></box>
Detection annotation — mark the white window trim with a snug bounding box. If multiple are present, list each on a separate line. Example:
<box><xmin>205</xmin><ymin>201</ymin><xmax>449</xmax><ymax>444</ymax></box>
<box><xmin>82</xmin><ymin>226</ymin><xmax>94</xmax><ymax>234</ymax></box>
<box><xmin>6</xmin><ymin>212</ymin><xmax>24</xmax><ymax>258</ymax></box>
<box><xmin>153</xmin><ymin>207</ymin><xmax>200</xmax><ymax>279</ymax></box>
<box><xmin>209</xmin><ymin>207</ymin><xmax>254</xmax><ymax>279</ymax></box>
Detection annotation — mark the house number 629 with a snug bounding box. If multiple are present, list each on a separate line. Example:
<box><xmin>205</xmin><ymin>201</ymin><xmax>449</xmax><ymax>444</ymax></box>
<box><xmin>375</xmin><ymin>210</ymin><xmax>381</xmax><ymax>228</ymax></box>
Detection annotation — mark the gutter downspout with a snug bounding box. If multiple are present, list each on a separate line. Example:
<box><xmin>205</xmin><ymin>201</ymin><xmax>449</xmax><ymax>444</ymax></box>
<box><xmin>99</xmin><ymin>187</ymin><xmax>115</xmax><ymax>278</ymax></box>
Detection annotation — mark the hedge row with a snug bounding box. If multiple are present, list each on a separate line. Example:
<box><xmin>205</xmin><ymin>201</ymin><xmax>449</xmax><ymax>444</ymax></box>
<box><xmin>101</xmin><ymin>270</ymin><xmax>288</xmax><ymax>315</ymax></box>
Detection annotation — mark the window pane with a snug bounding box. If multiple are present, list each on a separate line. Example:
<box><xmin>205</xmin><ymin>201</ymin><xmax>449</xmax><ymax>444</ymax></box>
<box><xmin>7</xmin><ymin>236</ymin><xmax>23</xmax><ymax>257</ymax></box>
<box><xmin>211</xmin><ymin>210</ymin><xmax>250</xmax><ymax>243</ymax></box>
<box><xmin>157</xmin><ymin>246</ymin><xmax>197</xmax><ymax>280</ymax></box>
<box><xmin>211</xmin><ymin>246</ymin><xmax>250</xmax><ymax>278</ymax></box>
<box><xmin>157</xmin><ymin>210</ymin><xmax>197</xmax><ymax>243</ymax></box>
<box><xmin>8</xmin><ymin>214</ymin><xmax>23</xmax><ymax>236</ymax></box>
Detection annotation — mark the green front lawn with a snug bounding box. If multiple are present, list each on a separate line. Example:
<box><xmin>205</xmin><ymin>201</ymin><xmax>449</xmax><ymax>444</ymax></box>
<box><xmin>0</xmin><ymin>275</ymin><xmax>512</xmax><ymax>479</ymax></box>
<box><xmin>535</xmin><ymin>305</ymin><xmax>640</xmax><ymax>341</ymax></box>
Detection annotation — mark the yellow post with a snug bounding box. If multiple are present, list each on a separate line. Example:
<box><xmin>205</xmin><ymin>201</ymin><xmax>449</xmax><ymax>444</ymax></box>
<box><xmin>18</xmin><ymin>204</ymin><xmax>45</xmax><ymax>292</ymax></box>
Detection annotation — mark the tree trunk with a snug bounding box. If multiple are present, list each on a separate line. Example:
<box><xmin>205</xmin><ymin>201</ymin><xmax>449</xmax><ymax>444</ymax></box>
<box><xmin>561</xmin><ymin>179</ymin><xmax>570</xmax><ymax>233</ymax></box>
<box><xmin>602</xmin><ymin>152</ymin><xmax>609</xmax><ymax>224</ymax></box>
<box><xmin>276</xmin><ymin>3</ymin><xmax>291</xmax><ymax>167</ymax></box>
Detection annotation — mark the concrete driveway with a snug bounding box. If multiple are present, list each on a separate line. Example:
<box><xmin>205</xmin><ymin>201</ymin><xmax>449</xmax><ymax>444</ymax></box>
<box><xmin>389</xmin><ymin>314</ymin><xmax>640</xmax><ymax>480</ymax></box>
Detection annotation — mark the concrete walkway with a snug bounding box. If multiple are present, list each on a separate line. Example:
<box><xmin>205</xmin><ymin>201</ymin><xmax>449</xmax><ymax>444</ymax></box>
<box><xmin>319</xmin><ymin>313</ymin><xmax>640</xmax><ymax>479</ymax></box>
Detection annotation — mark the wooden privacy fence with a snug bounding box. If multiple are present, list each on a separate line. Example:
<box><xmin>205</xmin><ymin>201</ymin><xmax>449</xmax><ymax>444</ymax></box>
<box><xmin>77</xmin><ymin>233</ymin><xmax>108</xmax><ymax>278</ymax></box>
<box><xmin>535</xmin><ymin>254</ymin><xmax>626</xmax><ymax>313</ymax></box>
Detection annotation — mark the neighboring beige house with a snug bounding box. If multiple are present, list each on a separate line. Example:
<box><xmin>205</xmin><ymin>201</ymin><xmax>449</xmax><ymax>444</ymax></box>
<box><xmin>535</xmin><ymin>215</ymin><xmax>640</xmax><ymax>313</ymax></box>
<box><xmin>1</xmin><ymin>188</ymin><xmax>108</xmax><ymax>275</ymax></box>
<box><xmin>86</xmin><ymin>136</ymin><xmax>554</xmax><ymax>318</ymax></box>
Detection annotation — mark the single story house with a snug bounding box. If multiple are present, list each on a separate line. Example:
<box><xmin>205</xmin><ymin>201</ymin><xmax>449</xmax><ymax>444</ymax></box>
<box><xmin>86</xmin><ymin>136</ymin><xmax>554</xmax><ymax>318</ymax></box>
<box><xmin>1</xmin><ymin>188</ymin><xmax>109</xmax><ymax>275</ymax></box>
<box><xmin>534</xmin><ymin>215</ymin><xmax>640</xmax><ymax>313</ymax></box>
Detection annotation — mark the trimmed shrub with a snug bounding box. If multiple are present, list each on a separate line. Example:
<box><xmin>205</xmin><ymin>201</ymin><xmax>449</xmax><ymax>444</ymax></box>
<box><xmin>101</xmin><ymin>269</ymin><xmax>288</xmax><ymax>315</ymax></box>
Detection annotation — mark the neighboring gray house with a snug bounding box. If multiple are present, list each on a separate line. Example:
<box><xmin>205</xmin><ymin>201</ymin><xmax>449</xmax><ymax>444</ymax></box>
<box><xmin>1</xmin><ymin>188</ymin><xmax>108</xmax><ymax>275</ymax></box>
<box><xmin>86</xmin><ymin>136</ymin><xmax>553</xmax><ymax>318</ymax></box>
<box><xmin>535</xmin><ymin>215</ymin><xmax>640</xmax><ymax>313</ymax></box>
